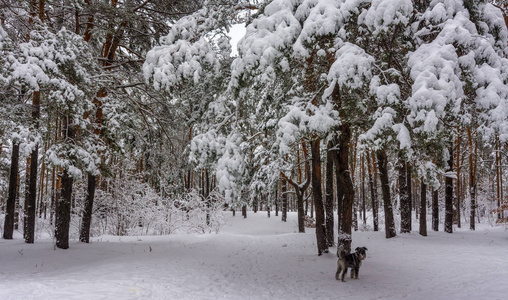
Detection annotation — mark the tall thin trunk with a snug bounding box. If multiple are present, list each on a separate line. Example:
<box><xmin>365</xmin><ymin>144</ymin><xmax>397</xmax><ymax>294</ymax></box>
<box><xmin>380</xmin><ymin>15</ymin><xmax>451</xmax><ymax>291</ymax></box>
<box><xmin>432</xmin><ymin>188</ymin><xmax>439</xmax><ymax>231</ymax></box>
<box><xmin>366</xmin><ymin>150</ymin><xmax>378</xmax><ymax>231</ymax></box>
<box><xmin>3</xmin><ymin>142</ymin><xmax>20</xmax><ymax>239</ymax></box>
<box><xmin>336</xmin><ymin>125</ymin><xmax>355</xmax><ymax>253</ymax></box>
<box><xmin>467</xmin><ymin>127</ymin><xmax>477</xmax><ymax>230</ymax></box>
<box><xmin>399</xmin><ymin>153</ymin><xmax>411</xmax><ymax>233</ymax></box>
<box><xmin>55</xmin><ymin>116</ymin><xmax>76</xmax><ymax>249</ymax></box>
<box><xmin>325</xmin><ymin>141</ymin><xmax>334</xmax><ymax>246</ymax></box>
<box><xmin>55</xmin><ymin>168</ymin><xmax>73</xmax><ymax>249</ymax></box>
<box><xmin>24</xmin><ymin>90</ymin><xmax>40</xmax><ymax>244</ymax></box>
<box><xmin>79</xmin><ymin>174</ymin><xmax>96</xmax><ymax>243</ymax></box>
<box><xmin>275</xmin><ymin>183</ymin><xmax>279</xmax><ymax>217</ymax></box>
<box><xmin>495</xmin><ymin>136</ymin><xmax>503</xmax><ymax>221</ymax></box>
<box><xmin>407</xmin><ymin>163</ymin><xmax>412</xmax><ymax>231</ymax></box>
<box><xmin>445</xmin><ymin>146</ymin><xmax>454</xmax><ymax>233</ymax></box>
<box><xmin>419</xmin><ymin>179</ymin><xmax>427</xmax><ymax>236</ymax></box>
<box><xmin>281</xmin><ymin>177</ymin><xmax>287</xmax><ymax>222</ymax></box>
<box><xmin>361</xmin><ymin>154</ymin><xmax>366</xmax><ymax>225</ymax></box>
<box><xmin>311</xmin><ymin>138</ymin><xmax>327</xmax><ymax>255</ymax></box>
<box><xmin>205</xmin><ymin>169</ymin><xmax>211</xmax><ymax>225</ymax></box>
<box><xmin>456</xmin><ymin>134</ymin><xmax>461</xmax><ymax>227</ymax></box>
<box><xmin>376</xmin><ymin>149</ymin><xmax>396</xmax><ymax>239</ymax></box>
<box><xmin>281</xmin><ymin>142</ymin><xmax>310</xmax><ymax>233</ymax></box>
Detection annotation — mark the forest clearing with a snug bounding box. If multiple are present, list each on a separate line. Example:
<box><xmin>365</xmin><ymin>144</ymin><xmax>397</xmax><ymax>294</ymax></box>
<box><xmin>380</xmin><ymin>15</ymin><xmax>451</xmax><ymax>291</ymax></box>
<box><xmin>1</xmin><ymin>211</ymin><xmax>507</xmax><ymax>300</ymax></box>
<box><xmin>2</xmin><ymin>1</ymin><xmax>508</xmax><ymax>299</ymax></box>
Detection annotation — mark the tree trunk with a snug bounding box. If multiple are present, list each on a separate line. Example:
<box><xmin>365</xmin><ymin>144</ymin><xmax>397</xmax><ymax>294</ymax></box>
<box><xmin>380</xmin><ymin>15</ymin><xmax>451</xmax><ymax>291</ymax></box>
<box><xmin>407</xmin><ymin>163</ymin><xmax>412</xmax><ymax>230</ymax></box>
<box><xmin>376</xmin><ymin>149</ymin><xmax>396</xmax><ymax>239</ymax></box>
<box><xmin>455</xmin><ymin>135</ymin><xmax>461</xmax><ymax>227</ymax></box>
<box><xmin>311</xmin><ymin>138</ymin><xmax>327</xmax><ymax>255</ymax></box>
<box><xmin>275</xmin><ymin>184</ymin><xmax>279</xmax><ymax>217</ymax></box>
<box><xmin>24</xmin><ymin>90</ymin><xmax>40</xmax><ymax>244</ymax></box>
<box><xmin>281</xmin><ymin>177</ymin><xmax>287</xmax><ymax>222</ymax></box>
<box><xmin>336</xmin><ymin>125</ymin><xmax>355</xmax><ymax>253</ymax></box>
<box><xmin>366</xmin><ymin>150</ymin><xmax>379</xmax><ymax>231</ymax></box>
<box><xmin>399</xmin><ymin>153</ymin><xmax>411</xmax><ymax>233</ymax></box>
<box><xmin>296</xmin><ymin>190</ymin><xmax>305</xmax><ymax>233</ymax></box>
<box><xmin>79</xmin><ymin>174</ymin><xmax>96</xmax><ymax>243</ymax></box>
<box><xmin>432</xmin><ymin>188</ymin><xmax>439</xmax><ymax>231</ymax></box>
<box><xmin>445</xmin><ymin>146</ymin><xmax>454</xmax><ymax>233</ymax></box>
<box><xmin>282</xmin><ymin>142</ymin><xmax>311</xmax><ymax>233</ymax></box>
<box><xmin>3</xmin><ymin>142</ymin><xmax>20</xmax><ymax>239</ymax></box>
<box><xmin>467</xmin><ymin>127</ymin><xmax>477</xmax><ymax>230</ymax></box>
<box><xmin>55</xmin><ymin>117</ymin><xmax>76</xmax><ymax>249</ymax></box>
<box><xmin>360</xmin><ymin>154</ymin><xmax>366</xmax><ymax>225</ymax></box>
<box><xmin>55</xmin><ymin>168</ymin><xmax>73</xmax><ymax>249</ymax></box>
<box><xmin>325</xmin><ymin>141</ymin><xmax>334</xmax><ymax>247</ymax></box>
<box><xmin>419</xmin><ymin>180</ymin><xmax>427</xmax><ymax>236</ymax></box>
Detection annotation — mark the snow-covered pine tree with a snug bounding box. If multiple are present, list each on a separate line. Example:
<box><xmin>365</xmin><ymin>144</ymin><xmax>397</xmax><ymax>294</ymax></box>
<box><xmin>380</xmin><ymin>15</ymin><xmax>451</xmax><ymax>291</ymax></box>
<box><xmin>409</xmin><ymin>0</ymin><xmax>508</xmax><ymax>232</ymax></box>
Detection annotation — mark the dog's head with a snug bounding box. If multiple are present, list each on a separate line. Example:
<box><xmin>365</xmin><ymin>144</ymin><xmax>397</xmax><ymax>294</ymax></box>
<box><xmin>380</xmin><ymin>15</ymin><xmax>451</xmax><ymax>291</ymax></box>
<box><xmin>355</xmin><ymin>247</ymin><xmax>368</xmax><ymax>260</ymax></box>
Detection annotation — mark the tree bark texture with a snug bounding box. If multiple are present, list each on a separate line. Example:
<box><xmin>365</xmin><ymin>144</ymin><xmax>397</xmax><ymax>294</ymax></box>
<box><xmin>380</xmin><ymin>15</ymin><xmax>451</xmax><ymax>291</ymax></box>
<box><xmin>55</xmin><ymin>168</ymin><xmax>73</xmax><ymax>249</ymax></box>
<box><xmin>376</xmin><ymin>149</ymin><xmax>396</xmax><ymax>239</ymax></box>
<box><xmin>432</xmin><ymin>188</ymin><xmax>439</xmax><ymax>231</ymax></box>
<box><xmin>325</xmin><ymin>141</ymin><xmax>335</xmax><ymax>247</ymax></box>
<box><xmin>398</xmin><ymin>154</ymin><xmax>411</xmax><ymax>233</ymax></box>
<box><xmin>445</xmin><ymin>146</ymin><xmax>454</xmax><ymax>233</ymax></box>
<box><xmin>79</xmin><ymin>174</ymin><xmax>96</xmax><ymax>243</ymax></box>
<box><xmin>419</xmin><ymin>180</ymin><xmax>427</xmax><ymax>236</ymax></box>
<box><xmin>366</xmin><ymin>150</ymin><xmax>379</xmax><ymax>231</ymax></box>
<box><xmin>311</xmin><ymin>138</ymin><xmax>327</xmax><ymax>255</ymax></box>
<box><xmin>3</xmin><ymin>143</ymin><xmax>20</xmax><ymax>239</ymax></box>
<box><xmin>335</xmin><ymin>125</ymin><xmax>355</xmax><ymax>253</ymax></box>
<box><xmin>467</xmin><ymin>127</ymin><xmax>477</xmax><ymax>230</ymax></box>
<box><xmin>24</xmin><ymin>90</ymin><xmax>40</xmax><ymax>244</ymax></box>
<box><xmin>281</xmin><ymin>178</ymin><xmax>287</xmax><ymax>222</ymax></box>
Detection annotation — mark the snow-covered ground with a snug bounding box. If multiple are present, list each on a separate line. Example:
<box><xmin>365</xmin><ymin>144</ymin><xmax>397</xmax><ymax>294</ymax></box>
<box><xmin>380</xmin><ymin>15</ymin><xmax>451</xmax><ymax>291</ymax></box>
<box><xmin>1</xmin><ymin>211</ymin><xmax>507</xmax><ymax>300</ymax></box>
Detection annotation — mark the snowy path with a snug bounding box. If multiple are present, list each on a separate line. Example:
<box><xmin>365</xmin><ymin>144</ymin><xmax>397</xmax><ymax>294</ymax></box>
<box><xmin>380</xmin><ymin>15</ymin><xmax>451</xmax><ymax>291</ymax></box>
<box><xmin>1</xmin><ymin>212</ymin><xmax>507</xmax><ymax>299</ymax></box>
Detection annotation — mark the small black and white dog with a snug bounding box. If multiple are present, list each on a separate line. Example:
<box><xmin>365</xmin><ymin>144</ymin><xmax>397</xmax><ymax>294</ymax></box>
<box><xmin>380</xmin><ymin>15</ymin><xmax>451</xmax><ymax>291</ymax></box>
<box><xmin>335</xmin><ymin>245</ymin><xmax>368</xmax><ymax>282</ymax></box>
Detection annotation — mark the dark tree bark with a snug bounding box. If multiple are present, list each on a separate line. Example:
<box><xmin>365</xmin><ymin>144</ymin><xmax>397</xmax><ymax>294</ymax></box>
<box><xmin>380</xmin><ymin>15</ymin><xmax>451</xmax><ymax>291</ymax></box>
<box><xmin>399</xmin><ymin>153</ymin><xmax>411</xmax><ymax>233</ymax></box>
<box><xmin>242</xmin><ymin>205</ymin><xmax>247</xmax><ymax>218</ymax></box>
<box><xmin>281</xmin><ymin>178</ymin><xmax>287</xmax><ymax>222</ymax></box>
<box><xmin>24</xmin><ymin>91</ymin><xmax>40</xmax><ymax>244</ymax></box>
<box><xmin>376</xmin><ymin>149</ymin><xmax>396</xmax><ymax>239</ymax></box>
<box><xmin>366</xmin><ymin>150</ymin><xmax>379</xmax><ymax>231</ymax></box>
<box><xmin>432</xmin><ymin>188</ymin><xmax>439</xmax><ymax>231</ymax></box>
<box><xmin>55</xmin><ymin>168</ymin><xmax>73</xmax><ymax>249</ymax></box>
<box><xmin>325</xmin><ymin>141</ymin><xmax>334</xmax><ymax>247</ymax></box>
<box><xmin>253</xmin><ymin>196</ymin><xmax>258</xmax><ymax>213</ymax></box>
<box><xmin>79</xmin><ymin>174</ymin><xmax>96</xmax><ymax>243</ymax></box>
<box><xmin>467</xmin><ymin>127</ymin><xmax>477</xmax><ymax>230</ymax></box>
<box><xmin>274</xmin><ymin>184</ymin><xmax>279</xmax><ymax>217</ymax></box>
<box><xmin>335</xmin><ymin>125</ymin><xmax>355</xmax><ymax>253</ymax></box>
<box><xmin>419</xmin><ymin>180</ymin><xmax>427</xmax><ymax>236</ymax></box>
<box><xmin>3</xmin><ymin>143</ymin><xmax>20</xmax><ymax>239</ymax></box>
<box><xmin>445</xmin><ymin>146</ymin><xmax>454</xmax><ymax>233</ymax></box>
<box><xmin>55</xmin><ymin>117</ymin><xmax>76</xmax><ymax>249</ymax></box>
<box><xmin>311</xmin><ymin>138</ymin><xmax>327</xmax><ymax>255</ymax></box>
<box><xmin>407</xmin><ymin>163</ymin><xmax>412</xmax><ymax>231</ymax></box>
<box><xmin>204</xmin><ymin>169</ymin><xmax>211</xmax><ymax>225</ymax></box>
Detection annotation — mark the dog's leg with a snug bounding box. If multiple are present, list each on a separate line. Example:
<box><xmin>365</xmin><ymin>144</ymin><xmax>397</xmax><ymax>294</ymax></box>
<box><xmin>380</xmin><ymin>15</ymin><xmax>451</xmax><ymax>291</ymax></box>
<box><xmin>350</xmin><ymin>268</ymin><xmax>355</xmax><ymax>278</ymax></box>
<box><xmin>354</xmin><ymin>267</ymin><xmax>359</xmax><ymax>279</ymax></box>
<box><xmin>335</xmin><ymin>261</ymin><xmax>341</xmax><ymax>280</ymax></box>
<box><xmin>341</xmin><ymin>267</ymin><xmax>347</xmax><ymax>282</ymax></box>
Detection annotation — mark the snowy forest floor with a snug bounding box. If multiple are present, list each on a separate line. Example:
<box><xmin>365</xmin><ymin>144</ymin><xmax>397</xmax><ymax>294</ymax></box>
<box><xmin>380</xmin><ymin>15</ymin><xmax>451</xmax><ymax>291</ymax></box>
<box><xmin>1</xmin><ymin>211</ymin><xmax>507</xmax><ymax>300</ymax></box>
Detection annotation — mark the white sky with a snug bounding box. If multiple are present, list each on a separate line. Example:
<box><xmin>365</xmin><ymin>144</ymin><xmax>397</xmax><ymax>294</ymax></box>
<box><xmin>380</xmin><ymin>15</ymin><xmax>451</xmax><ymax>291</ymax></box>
<box><xmin>230</xmin><ymin>23</ymin><xmax>247</xmax><ymax>57</ymax></box>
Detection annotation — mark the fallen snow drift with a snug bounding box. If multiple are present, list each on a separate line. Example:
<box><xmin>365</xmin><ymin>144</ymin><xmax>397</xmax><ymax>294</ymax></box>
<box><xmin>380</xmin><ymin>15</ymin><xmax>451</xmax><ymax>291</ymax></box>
<box><xmin>1</xmin><ymin>212</ymin><xmax>507</xmax><ymax>300</ymax></box>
